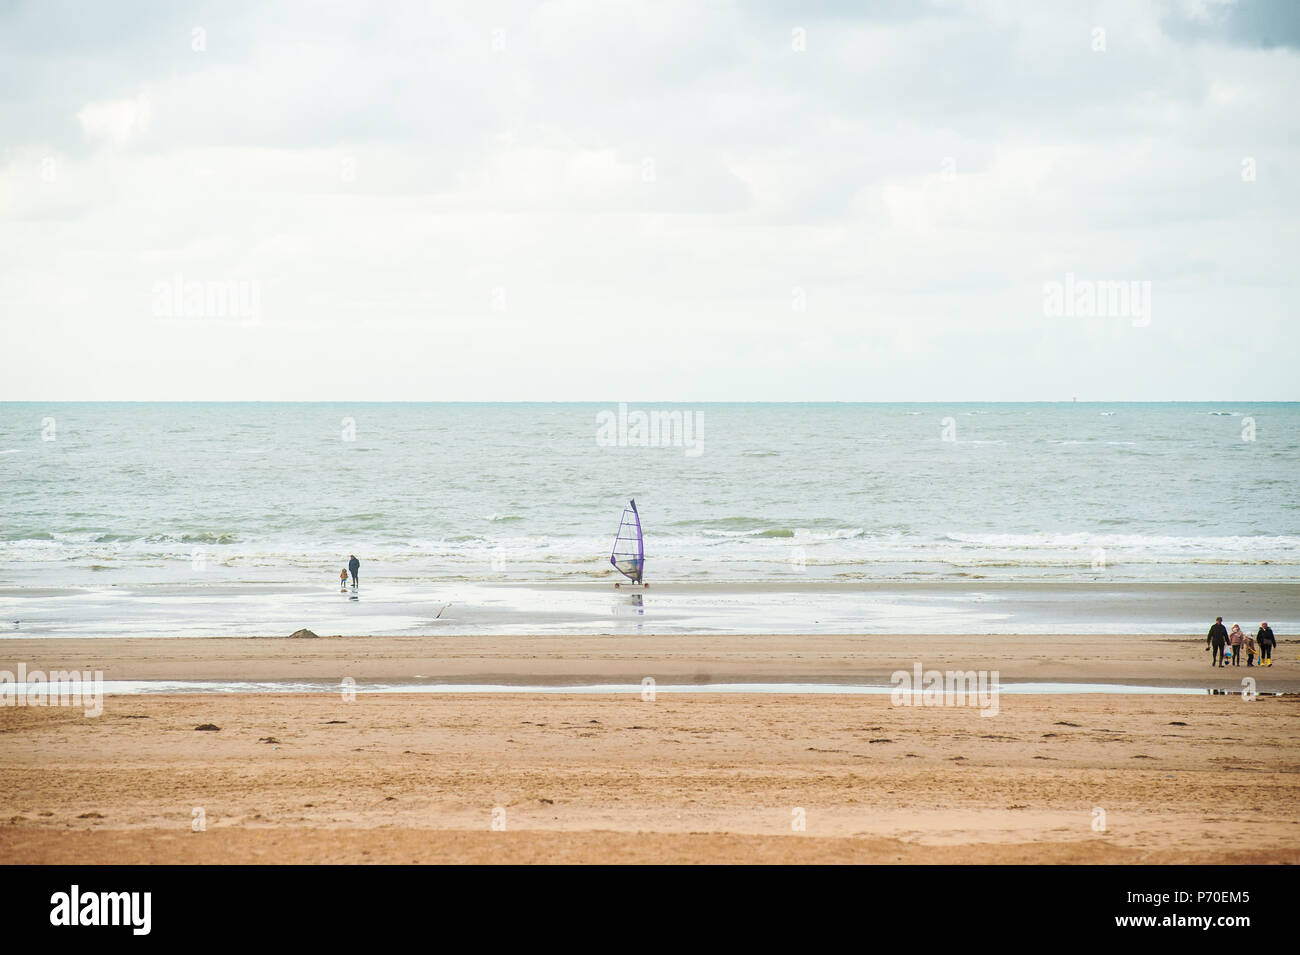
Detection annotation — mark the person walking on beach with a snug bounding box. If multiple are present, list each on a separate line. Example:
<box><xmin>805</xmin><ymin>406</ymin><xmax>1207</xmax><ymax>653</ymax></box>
<box><xmin>1207</xmin><ymin>617</ymin><xmax>1228</xmax><ymax>667</ymax></box>
<box><xmin>348</xmin><ymin>554</ymin><xmax>360</xmax><ymax>589</ymax></box>
<box><xmin>1244</xmin><ymin>631</ymin><xmax>1257</xmax><ymax>667</ymax></box>
<box><xmin>1228</xmin><ymin>623</ymin><xmax>1244</xmax><ymax>666</ymax></box>
<box><xmin>1257</xmin><ymin>622</ymin><xmax>1276</xmax><ymax>667</ymax></box>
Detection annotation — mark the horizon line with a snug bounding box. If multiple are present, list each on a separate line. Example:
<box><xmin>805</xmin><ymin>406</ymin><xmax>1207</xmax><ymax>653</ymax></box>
<box><xmin>0</xmin><ymin>400</ymin><xmax>1294</xmax><ymax>407</ymax></box>
<box><xmin>1</xmin><ymin>399</ymin><xmax>1297</xmax><ymax>405</ymax></box>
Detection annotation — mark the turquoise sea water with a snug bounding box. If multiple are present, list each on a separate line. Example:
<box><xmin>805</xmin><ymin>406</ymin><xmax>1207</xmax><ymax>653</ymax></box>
<box><xmin>4</xmin><ymin>402</ymin><xmax>1297</xmax><ymax>582</ymax></box>
<box><xmin>1</xmin><ymin>402</ymin><xmax>1297</xmax><ymax>636</ymax></box>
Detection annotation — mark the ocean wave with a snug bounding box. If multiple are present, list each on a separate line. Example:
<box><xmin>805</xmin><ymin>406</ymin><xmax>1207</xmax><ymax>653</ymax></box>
<box><xmin>674</xmin><ymin>516</ymin><xmax>769</xmax><ymax>528</ymax></box>
<box><xmin>941</xmin><ymin>531</ymin><xmax>1300</xmax><ymax>553</ymax></box>
<box><xmin>5</xmin><ymin>530</ymin><xmax>1297</xmax><ymax>559</ymax></box>
<box><xmin>176</xmin><ymin>533</ymin><xmax>241</xmax><ymax>544</ymax></box>
<box><xmin>695</xmin><ymin>526</ymin><xmax>865</xmax><ymax>542</ymax></box>
<box><xmin>0</xmin><ymin>531</ymin><xmax>244</xmax><ymax>546</ymax></box>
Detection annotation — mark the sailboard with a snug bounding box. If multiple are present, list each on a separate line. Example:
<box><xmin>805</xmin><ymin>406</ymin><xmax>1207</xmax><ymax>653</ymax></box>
<box><xmin>610</xmin><ymin>499</ymin><xmax>646</xmax><ymax>587</ymax></box>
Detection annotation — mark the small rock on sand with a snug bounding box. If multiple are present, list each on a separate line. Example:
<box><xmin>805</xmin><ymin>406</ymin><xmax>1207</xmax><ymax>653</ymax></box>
<box><xmin>288</xmin><ymin>629</ymin><xmax>319</xmax><ymax>639</ymax></box>
<box><xmin>195</xmin><ymin>723</ymin><xmax>220</xmax><ymax>731</ymax></box>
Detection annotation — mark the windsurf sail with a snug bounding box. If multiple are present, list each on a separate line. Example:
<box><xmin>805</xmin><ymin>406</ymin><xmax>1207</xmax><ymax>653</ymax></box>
<box><xmin>610</xmin><ymin>499</ymin><xmax>644</xmax><ymax>584</ymax></box>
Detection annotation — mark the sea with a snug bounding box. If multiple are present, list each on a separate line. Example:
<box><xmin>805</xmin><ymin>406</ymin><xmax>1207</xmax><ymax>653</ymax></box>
<box><xmin>2</xmin><ymin>402</ymin><xmax>1297</xmax><ymax>637</ymax></box>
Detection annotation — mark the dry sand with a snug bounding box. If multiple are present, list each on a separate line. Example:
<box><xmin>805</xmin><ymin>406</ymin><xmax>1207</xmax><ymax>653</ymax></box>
<box><xmin>1</xmin><ymin>634</ymin><xmax>1297</xmax><ymax>864</ymax></box>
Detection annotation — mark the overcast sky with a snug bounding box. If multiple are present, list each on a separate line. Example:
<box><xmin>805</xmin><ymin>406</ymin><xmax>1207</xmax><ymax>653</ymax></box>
<box><xmin>1</xmin><ymin>0</ymin><xmax>1297</xmax><ymax>401</ymax></box>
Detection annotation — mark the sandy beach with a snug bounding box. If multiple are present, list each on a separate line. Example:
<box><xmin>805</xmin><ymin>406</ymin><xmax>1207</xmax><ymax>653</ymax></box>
<box><xmin>2</xmin><ymin>633</ymin><xmax>1297</xmax><ymax>864</ymax></box>
<box><xmin>1</xmin><ymin>631</ymin><xmax>1296</xmax><ymax>688</ymax></box>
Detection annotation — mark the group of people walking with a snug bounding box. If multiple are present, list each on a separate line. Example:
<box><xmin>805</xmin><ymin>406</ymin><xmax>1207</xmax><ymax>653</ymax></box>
<box><xmin>1206</xmin><ymin>617</ymin><xmax>1276</xmax><ymax>667</ymax></box>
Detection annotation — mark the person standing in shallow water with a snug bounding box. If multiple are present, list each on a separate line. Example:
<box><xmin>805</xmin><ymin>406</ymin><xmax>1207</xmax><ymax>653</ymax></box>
<box><xmin>1207</xmin><ymin>617</ymin><xmax>1228</xmax><ymax>667</ymax></box>
<box><xmin>348</xmin><ymin>554</ymin><xmax>360</xmax><ymax>589</ymax></box>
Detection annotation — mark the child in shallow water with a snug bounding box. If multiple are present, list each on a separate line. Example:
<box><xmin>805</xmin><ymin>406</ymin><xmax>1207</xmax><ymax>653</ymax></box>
<box><xmin>340</xmin><ymin>569</ymin><xmax>349</xmax><ymax>592</ymax></box>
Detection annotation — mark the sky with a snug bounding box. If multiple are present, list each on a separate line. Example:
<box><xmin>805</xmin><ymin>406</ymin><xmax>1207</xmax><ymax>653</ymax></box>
<box><xmin>1</xmin><ymin>0</ymin><xmax>1297</xmax><ymax>401</ymax></box>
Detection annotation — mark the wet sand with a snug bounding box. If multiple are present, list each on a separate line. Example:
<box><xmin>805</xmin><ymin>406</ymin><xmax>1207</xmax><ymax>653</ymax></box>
<box><xmin>1</xmin><ymin>634</ymin><xmax>1297</xmax><ymax>864</ymax></box>
<box><xmin>6</xmin><ymin>579</ymin><xmax>1299</xmax><ymax>638</ymax></box>
<box><xmin>0</xmin><ymin>632</ymin><xmax>1296</xmax><ymax>689</ymax></box>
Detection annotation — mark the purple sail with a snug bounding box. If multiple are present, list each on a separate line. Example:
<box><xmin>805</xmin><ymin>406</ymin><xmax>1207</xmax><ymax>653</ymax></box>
<box><xmin>610</xmin><ymin>499</ymin><xmax>644</xmax><ymax>583</ymax></box>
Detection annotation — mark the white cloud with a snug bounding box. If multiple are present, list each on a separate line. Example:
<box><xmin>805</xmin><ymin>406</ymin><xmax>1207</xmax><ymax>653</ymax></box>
<box><xmin>76</xmin><ymin>90</ymin><xmax>152</xmax><ymax>147</ymax></box>
<box><xmin>0</xmin><ymin>1</ymin><xmax>1296</xmax><ymax>400</ymax></box>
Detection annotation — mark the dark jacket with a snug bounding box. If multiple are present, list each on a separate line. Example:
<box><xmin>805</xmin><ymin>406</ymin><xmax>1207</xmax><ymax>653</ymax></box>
<box><xmin>1207</xmin><ymin>623</ymin><xmax>1228</xmax><ymax>646</ymax></box>
<box><xmin>1257</xmin><ymin>626</ymin><xmax>1275</xmax><ymax>648</ymax></box>
<box><xmin>348</xmin><ymin>556</ymin><xmax>360</xmax><ymax>573</ymax></box>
